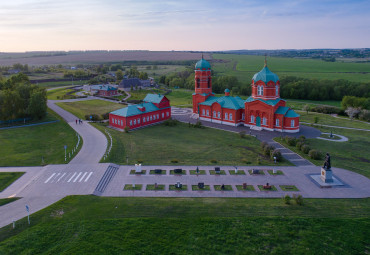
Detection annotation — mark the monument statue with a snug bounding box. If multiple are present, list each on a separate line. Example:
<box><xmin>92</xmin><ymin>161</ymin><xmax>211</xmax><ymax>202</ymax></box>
<box><xmin>323</xmin><ymin>153</ymin><xmax>331</xmax><ymax>170</ymax></box>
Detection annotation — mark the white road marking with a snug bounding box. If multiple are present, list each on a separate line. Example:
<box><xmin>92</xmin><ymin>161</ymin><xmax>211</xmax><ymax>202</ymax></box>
<box><xmin>57</xmin><ymin>173</ymin><xmax>66</xmax><ymax>182</ymax></box>
<box><xmin>84</xmin><ymin>172</ymin><xmax>93</xmax><ymax>182</ymax></box>
<box><xmin>79</xmin><ymin>172</ymin><xmax>88</xmax><ymax>182</ymax></box>
<box><xmin>44</xmin><ymin>173</ymin><xmax>56</xmax><ymax>183</ymax></box>
<box><xmin>67</xmin><ymin>172</ymin><xmax>77</xmax><ymax>182</ymax></box>
<box><xmin>73</xmin><ymin>172</ymin><xmax>82</xmax><ymax>182</ymax></box>
<box><xmin>51</xmin><ymin>173</ymin><xmax>61</xmax><ymax>183</ymax></box>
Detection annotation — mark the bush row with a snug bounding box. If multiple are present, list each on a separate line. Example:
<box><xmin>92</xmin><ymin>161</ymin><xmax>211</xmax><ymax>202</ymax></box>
<box><xmin>261</xmin><ymin>142</ymin><xmax>282</xmax><ymax>162</ymax></box>
<box><xmin>282</xmin><ymin>135</ymin><xmax>322</xmax><ymax>160</ymax></box>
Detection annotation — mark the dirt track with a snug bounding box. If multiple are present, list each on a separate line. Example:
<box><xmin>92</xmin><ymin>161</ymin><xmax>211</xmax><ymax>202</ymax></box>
<box><xmin>0</xmin><ymin>51</ymin><xmax>212</xmax><ymax>66</ymax></box>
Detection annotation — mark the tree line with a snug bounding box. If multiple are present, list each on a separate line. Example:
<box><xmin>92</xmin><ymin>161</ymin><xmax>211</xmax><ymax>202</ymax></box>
<box><xmin>0</xmin><ymin>73</ymin><xmax>47</xmax><ymax>121</ymax></box>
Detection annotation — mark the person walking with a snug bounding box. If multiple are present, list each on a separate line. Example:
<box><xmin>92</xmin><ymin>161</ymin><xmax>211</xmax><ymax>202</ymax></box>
<box><xmin>75</xmin><ymin>119</ymin><xmax>78</xmax><ymax>124</ymax></box>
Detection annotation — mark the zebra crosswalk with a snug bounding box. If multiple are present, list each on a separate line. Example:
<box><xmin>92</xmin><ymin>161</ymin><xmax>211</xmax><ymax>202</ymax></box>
<box><xmin>44</xmin><ymin>171</ymin><xmax>93</xmax><ymax>184</ymax></box>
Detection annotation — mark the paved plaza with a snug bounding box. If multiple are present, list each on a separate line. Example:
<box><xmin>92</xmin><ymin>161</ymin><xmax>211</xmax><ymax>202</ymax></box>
<box><xmin>0</xmin><ymin>99</ymin><xmax>369</xmax><ymax>228</ymax></box>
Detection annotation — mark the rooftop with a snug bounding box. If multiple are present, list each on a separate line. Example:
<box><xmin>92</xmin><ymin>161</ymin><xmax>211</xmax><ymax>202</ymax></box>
<box><xmin>200</xmin><ymin>95</ymin><xmax>244</xmax><ymax>110</ymax></box>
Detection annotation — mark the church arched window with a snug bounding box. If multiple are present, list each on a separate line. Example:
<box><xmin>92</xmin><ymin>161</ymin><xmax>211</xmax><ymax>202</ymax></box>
<box><xmin>196</xmin><ymin>78</ymin><xmax>200</xmax><ymax>88</ymax></box>
<box><xmin>276</xmin><ymin>85</ymin><xmax>279</xmax><ymax>96</ymax></box>
<box><xmin>208</xmin><ymin>78</ymin><xmax>211</xmax><ymax>88</ymax></box>
<box><xmin>276</xmin><ymin>119</ymin><xmax>279</xmax><ymax>127</ymax></box>
<box><xmin>251</xmin><ymin>115</ymin><xmax>255</xmax><ymax>123</ymax></box>
<box><xmin>257</xmin><ymin>85</ymin><xmax>263</xmax><ymax>96</ymax></box>
<box><xmin>263</xmin><ymin>117</ymin><xmax>267</xmax><ymax>125</ymax></box>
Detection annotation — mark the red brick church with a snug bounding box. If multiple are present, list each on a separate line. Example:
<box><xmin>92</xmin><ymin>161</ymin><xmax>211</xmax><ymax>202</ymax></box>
<box><xmin>192</xmin><ymin>57</ymin><xmax>300</xmax><ymax>132</ymax></box>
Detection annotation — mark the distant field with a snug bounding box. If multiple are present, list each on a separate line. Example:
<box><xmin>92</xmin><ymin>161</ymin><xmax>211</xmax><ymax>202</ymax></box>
<box><xmin>212</xmin><ymin>54</ymin><xmax>370</xmax><ymax>83</ymax></box>
<box><xmin>0</xmin><ymin>196</ymin><xmax>368</xmax><ymax>254</ymax></box>
<box><xmin>56</xmin><ymin>100</ymin><xmax>124</xmax><ymax>120</ymax></box>
<box><xmin>0</xmin><ymin>51</ymin><xmax>211</xmax><ymax>66</ymax></box>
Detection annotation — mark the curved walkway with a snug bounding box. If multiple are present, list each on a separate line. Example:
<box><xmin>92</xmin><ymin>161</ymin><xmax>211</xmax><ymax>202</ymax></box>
<box><xmin>317</xmin><ymin>133</ymin><xmax>349</xmax><ymax>142</ymax></box>
<box><xmin>48</xmin><ymin>100</ymin><xmax>107</xmax><ymax>164</ymax></box>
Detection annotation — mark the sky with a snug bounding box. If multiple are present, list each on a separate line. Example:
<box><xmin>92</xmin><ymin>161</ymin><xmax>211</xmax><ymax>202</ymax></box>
<box><xmin>0</xmin><ymin>0</ymin><xmax>369</xmax><ymax>52</ymax></box>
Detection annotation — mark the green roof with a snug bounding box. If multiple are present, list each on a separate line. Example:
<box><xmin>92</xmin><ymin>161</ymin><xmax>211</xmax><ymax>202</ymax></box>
<box><xmin>252</xmin><ymin>66</ymin><xmax>279</xmax><ymax>83</ymax></box>
<box><xmin>91</xmin><ymin>84</ymin><xmax>117</xmax><ymax>91</ymax></box>
<box><xmin>110</xmin><ymin>102</ymin><xmax>166</xmax><ymax>117</ymax></box>
<box><xmin>285</xmin><ymin>109</ymin><xmax>300</xmax><ymax>118</ymax></box>
<box><xmin>245</xmin><ymin>96</ymin><xmax>282</xmax><ymax>106</ymax></box>
<box><xmin>143</xmin><ymin>93</ymin><xmax>165</xmax><ymax>104</ymax></box>
<box><xmin>195</xmin><ymin>58</ymin><xmax>211</xmax><ymax>70</ymax></box>
<box><xmin>275</xmin><ymin>106</ymin><xmax>290</xmax><ymax>115</ymax></box>
<box><xmin>200</xmin><ymin>95</ymin><xmax>244</xmax><ymax>110</ymax></box>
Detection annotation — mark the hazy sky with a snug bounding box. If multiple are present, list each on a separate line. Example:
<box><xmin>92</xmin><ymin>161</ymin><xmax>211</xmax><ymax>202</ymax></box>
<box><xmin>0</xmin><ymin>0</ymin><xmax>369</xmax><ymax>52</ymax></box>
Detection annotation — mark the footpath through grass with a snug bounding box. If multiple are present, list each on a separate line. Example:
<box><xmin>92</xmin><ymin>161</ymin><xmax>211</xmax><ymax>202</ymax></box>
<box><xmin>0</xmin><ymin>196</ymin><xmax>369</xmax><ymax>254</ymax></box>
<box><xmin>0</xmin><ymin>109</ymin><xmax>82</xmax><ymax>166</ymax></box>
<box><xmin>93</xmin><ymin>122</ymin><xmax>291</xmax><ymax>166</ymax></box>
<box><xmin>57</xmin><ymin>99</ymin><xmax>124</xmax><ymax>120</ymax></box>
<box><xmin>0</xmin><ymin>172</ymin><xmax>24</xmax><ymax>192</ymax></box>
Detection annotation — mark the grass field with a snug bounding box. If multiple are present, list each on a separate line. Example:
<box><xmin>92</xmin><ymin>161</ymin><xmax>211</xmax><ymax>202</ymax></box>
<box><xmin>0</xmin><ymin>172</ymin><xmax>24</xmax><ymax>192</ymax></box>
<box><xmin>286</xmin><ymin>99</ymin><xmax>342</xmax><ymax>110</ymax></box>
<box><xmin>0</xmin><ymin>109</ymin><xmax>82</xmax><ymax>166</ymax></box>
<box><xmin>298</xmin><ymin>111</ymin><xmax>370</xmax><ymax>130</ymax></box>
<box><xmin>56</xmin><ymin>99</ymin><xmax>125</xmax><ymax>120</ymax></box>
<box><xmin>212</xmin><ymin>54</ymin><xmax>370</xmax><ymax>83</ymax></box>
<box><xmin>275</xmin><ymin>126</ymin><xmax>370</xmax><ymax>177</ymax></box>
<box><xmin>0</xmin><ymin>196</ymin><xmax>368</xmax><ymax>254</ymax></box>
<box><xmin>47</xmin><ymin>87</ymin><xmax>75</xmax><ymax>100</ymax></box>
<box><xmin>166</xmin><ymin>89</ymin><xmax>194</xmax><ymax>107</ymax></box>
<box><xmin>93</xmin><ymin>122</ymin><xmax>291</xmax><ymax>166</ymax></box>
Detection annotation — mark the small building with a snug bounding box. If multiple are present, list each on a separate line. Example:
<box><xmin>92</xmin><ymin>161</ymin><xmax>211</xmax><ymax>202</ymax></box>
<box><xmin>109</xmin><ymin>93</ymin><xmax>171</xmax><ymax>130</ymax></box>
<box><xmin>90</xmin><ymin>84</ymin><xmax>118</xmax><ymax>96</ymax></box>
<box><xmin>119</xmin><ymin>78</ymin><xmax>154</xmax><ymax>91</ymax></box>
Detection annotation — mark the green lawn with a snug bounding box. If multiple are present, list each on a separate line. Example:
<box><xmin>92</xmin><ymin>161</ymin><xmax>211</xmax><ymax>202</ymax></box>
<box><xmin>56</xmin><ymin>99</ymin><xmax>124</xmax><ymax>120</ymax></box>
<box><xmin>299</xmin><ymin>111</ymin><xmax>370</xmax><ymax>130</ymax></box>
<box><xmin>0</xmin><ymin>198</ymin><xmax>20</xmax><ymax>207</ymax></box>
<box><xmin>0</xmin><ymin>109</ymin><xmax>82</xmax><ymax>166</ymax></box>
<box><xmin>128</xmin><ymin>89</ymin><xmax>164</xmax><ymax>101</ymax></box>
<box><xmin>0</xmin><ymin>172</ymin><xmax>24</xmax><ymax>192</ymax></box>
<box><xmin>166</xmin><ymin>89</ymin><xmax>194</xmax><ymax>107</ymax></box>
<box><xmin>47</xmin><ymin>87</ymin><xmax>75</xmax><ymax>100</ymax></box>
<box><xmin>93</xmin><ymin>122</ymin><xmax>288</xmax><ymax>166</ymax></box>
<box><xmin>286</xmin><ymin>99</ymin><xmax>342</xmax><ymax>111</ymax></box>
<box><xmin>212</xmin><ymin>54</ymin><xmax>370</xmax><ymax>83</ymax></box>
<box><xmin>39</xmin><ymin>80</ymin><xmax>86</xmax><ymax>88</ymax></box>
<box><xmin>276</xmin><ymin>126</ymin><xmax>370</xmax><ymax>177</ymax></box>
<box><xmin>0</xmin><ymin>196</ymin><xmax>369</xmax><ymax>254</ymax></box>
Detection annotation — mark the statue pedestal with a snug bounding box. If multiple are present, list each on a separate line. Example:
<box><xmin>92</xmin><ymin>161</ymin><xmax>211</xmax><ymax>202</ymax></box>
<box><xmin>321</xmin><ymin>168</ymin><xmax>333</xmax><ymax>183</ymax></box>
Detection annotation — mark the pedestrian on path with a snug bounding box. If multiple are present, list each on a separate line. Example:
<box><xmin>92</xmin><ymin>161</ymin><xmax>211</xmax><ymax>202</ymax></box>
<box><xmin>76</xmin><ymin>119</ymin><xmax>78</xmax><ymax>125</ymax></box>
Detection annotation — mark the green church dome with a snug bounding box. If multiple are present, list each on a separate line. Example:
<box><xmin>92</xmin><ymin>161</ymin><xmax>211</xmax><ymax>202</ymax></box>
<box><xmin>252</xmin><ymin>65</ymin><xmax>279</xmax><ymax>83</ymax></box>
<box><xmin>195</xmin><ymin>57</ymin><xmax>211</xmax><ymax>70</ymax></box>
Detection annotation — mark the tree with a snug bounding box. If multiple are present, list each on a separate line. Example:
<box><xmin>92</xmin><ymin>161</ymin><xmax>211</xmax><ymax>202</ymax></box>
<box><xmin>116</xmin><ymin>69</ymin><xmax>123</xmax><ymax>80</ymax></box>
<box><xmin>345</xmin><ymin>107</ymin><xmax>360</xmax><ymax>120</ymax></box>
<box><xmin>27</xmin><ymin>90</ymin><xmax>47</xmax><ymax>120</ymax></box>
<box><xmin>302</xmin><ymin>104</ymin><xmax>310</xmax><ymax>114</ymax></box>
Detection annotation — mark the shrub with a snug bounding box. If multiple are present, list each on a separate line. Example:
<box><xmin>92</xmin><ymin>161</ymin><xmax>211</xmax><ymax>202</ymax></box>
<box><xmin>301</xmin><ymin>144</ymin><xmax>311</xmax><ymax>154</ymax></box>
<box><xmin>270</xmin><ymin>149</ymin><xmax>282</xmax><ymax>162</ymax></box>
<box><xmin>293</xmin><ymin>194</ymin><xmax>304</xmax><ymax>205</ymax></box>
<box><xmin>261</xmin><ymin>141</ymin><xmax>268</xmax><ymax>150</ymax></box>
<box><xmin>124</xmin><ymin>126</ymin><xmax>130</xmax><ymax>133</ymax></box>
<box><xmin>283</xmin><ymin>194</ymin><xmax>291</xmax><ymax>205</ymax></box>
<box><xmin>163</xmin><ymin>118</ymin><xmax>178</xmax><ymax>126</ymax></box>
<box><xmin>210</xmin><ymin>159</ymin><xmax>217</xmax><ymax>163</ymax></box>
<box><xmin>239</xmin><ymin>131</ymin><xmax>246</xmax><ymax>138</ymax></box>
<box><xmin>285</xmin><ymin>136</ymin><xmax>297</xmax><ymax>146</ymax></box>
<box><xmin>314</xmin><ymin>116</ymin><xmax>319</xmax><ymax>123</ymax></box>
<box><xmin>171</xmin><ymin>159</ymin><xmax>179</xmax><ymax>163</ymax></box>
<box><xmin>101</xmin><ymin>112</ymin><xmax>110</xmax><ymax>120</ymax></box>
<box><xmin>359</xmin><ymin>109</ymin><xmax>370</xmax><ymax>122</ymax></box>
<box><xmin>256</xmin><ymin>156</ymin><xmax>261</xmax><ymax>165</ymax></box>
<box><xmin>296</xmin><ymin>141</ymin><xmax>304</xmax><ymax>150</ymax></box>
<box><xmin>264</xmin><ymin>145</ymin><xmax>275</xmax><ymax>156</ymax></box>
<box><xmin>137</xmin><ymin>159</ymin><xmax>143</xmax><ymax>163</ymax></box>
<box><xmin>309</xmin><ymin>149</ymin><xmax>322</xmax><ymax>160</ymax></box>
<box><xmin>311</xmin><ymin>105</ymin><xmax>342</xmax><ymax>115</ymax></box>
<box><xmin>298</xmin><ymin>135</ymin><xmax>306</xmax><ymax>142</ymax></box>
<box><xmin>194</xmin><ymin>120</ymin><xmax>203</xmax><ymax>128</ymax></box>
<box><xmin>85</xmin><ymin>114</ymin><xmax>100</xmax><ymax>121</ymax></box>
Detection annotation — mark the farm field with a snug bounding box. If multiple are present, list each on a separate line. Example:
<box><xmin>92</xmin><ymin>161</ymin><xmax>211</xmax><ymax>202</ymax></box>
<box><xmin>93</xmin><ymin>122</ymin><xmax>292</xmax><ymax>166</ymax></box>
<box><xmin>0</xmin><ymin>51</ymin><xmax>211</xmax><ymax>66</ymax></box>
<box><xmin>212</xmin><ymin>54</ymin><xmax>370</xmax><ymax>83</ymax></box>
<box><xmin>56</xmin><ymin>100</ymin><xmax>125</xmax><ymax>120</ymax></box>
<box><xmin>39</xmin><ymin>80</ymin><xmax>86</xmax><ymax>88</ymax></box>
<box><xmin>0</xmin><ymin>109</ymin><xmax>82</xmax><ymax>166</ymax></box>
<box><xmin>0</xmin><ymin>196</ymin><xmax>368</xmax><ymax>254</ymax></box>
